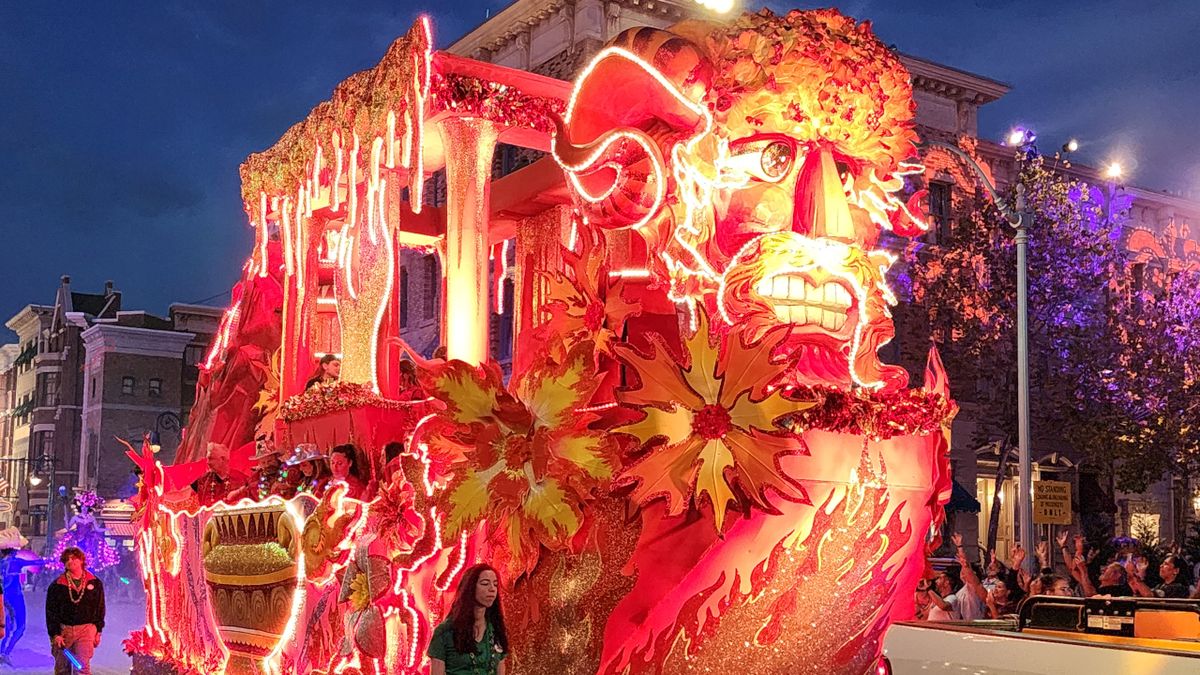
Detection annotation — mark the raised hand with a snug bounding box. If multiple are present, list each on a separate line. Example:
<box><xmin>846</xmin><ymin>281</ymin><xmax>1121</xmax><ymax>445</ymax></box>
<box><xmin>951</xmin><ymin>532</ymin><xmax>964</xmax><ymax>549</ymax></box>
<box><xmin>1136</xmin><ymin>557</ymin><xmax>1150</xmax><ymax>579</ymax></box>
<box><xmin>1121</xmin><ymin>556</ymin><xmax>1143</xmax><ymax>581</ymax></box>
<box><xmin>1010</xmin><ymin>544</ymin><xmax>1026</xmax><ymax>564</ymax></box>
<box><xmin>1035</xmin><ymin>540</ymin><xmax>1049</xmax><ymax>563</ymax></box>
<box><xmin>1074</xmin><ymin>534</ymin><xmax>1086</xmax><ymax>556</ymax></box>
<box><xmin>1056</xmin><ymin>531</ymin><xmax>1069</xmax><ymax>549</ymax></box>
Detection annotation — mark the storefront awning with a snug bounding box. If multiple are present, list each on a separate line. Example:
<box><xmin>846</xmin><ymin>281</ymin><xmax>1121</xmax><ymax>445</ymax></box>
<box><xmin>947</xmin><ymin>479</ymin><xmax>982</xmax><ymax>513</ymax></box>
<box><xmin>102</xmin><ymin>521</ymin><xmax>138</xmax><ymax>538</ymax></box>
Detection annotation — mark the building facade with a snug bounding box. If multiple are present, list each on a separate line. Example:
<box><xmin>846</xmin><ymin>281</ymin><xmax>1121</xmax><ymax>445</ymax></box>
<box><xmin>0</xmin><ymin>277</ymin><xmax>222</xmax><ymax>549</ymax></box>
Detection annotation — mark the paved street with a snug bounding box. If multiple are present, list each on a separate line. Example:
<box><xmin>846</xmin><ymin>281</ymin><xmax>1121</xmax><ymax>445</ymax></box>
<box><xmin>2</xmin><ymin>585</ymin><xmax>143</xmax><ymax>674</ymax></box>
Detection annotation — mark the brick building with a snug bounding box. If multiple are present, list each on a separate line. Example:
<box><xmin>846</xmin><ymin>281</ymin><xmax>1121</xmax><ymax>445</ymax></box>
<box><xmin>79</xmin><ymin>304</ymin><xmax>221</xmax><ymax>499</ymax></box>
<box><xmin>0</xmin><ymin>277</ymin><xmax>221</xmax><ymax>548</ymax></box>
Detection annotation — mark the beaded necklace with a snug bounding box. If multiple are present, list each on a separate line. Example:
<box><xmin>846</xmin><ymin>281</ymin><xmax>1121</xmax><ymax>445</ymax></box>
<box><xmin>66</xmin><ymin>574</ymin><xmax>87</xmax><ymax>604</ymax></box>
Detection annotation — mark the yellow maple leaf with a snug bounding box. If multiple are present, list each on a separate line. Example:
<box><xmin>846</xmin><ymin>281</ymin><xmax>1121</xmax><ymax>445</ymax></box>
<box><xmin>614</xmin><ymin>336</ymin><xmax>703</xmax><ymax>410</ymax></box>
<box><xmin>428</xmin><ymin>362</ymin><xmax>503</xmax><ymax>426</ymax></box>
<box><xmin>517</xmin><ymin>341</ymin><xmax>597</xmax><ymax>430</ymax></box>
<box><xmin>522</xmin><ymin>478</ymin><xmax>581</xmax><ymax>539</ymax></box>
<box><xmin>728</xmin><ymin>389</ymin><xmax>812</xmax><ymax>434</ymax></box>
<box><xmin>623</xmin><ymin>437</ymin><xmax>705</xmax><ymax>518</ymax></box>
<box><xmin>620</xmin><ymin>405</ymin><xmax>695</xmax><ymax>447</ymax></box>
<box><xmin>551</xmin><ymin>433</ymin><xmax>613</xmax><ymax>480</ymax></box>
<box><xmin>682</xmin><ymin>313</ymin><xmax>721</xmax><ymax>405</ymax></box>
<box><xmin>693</xmin><ymin>439</ymin><xmax>737</xmax><ymax>530</ymax></box>
<box><xmin>445</xmin><ymin>465</ymin><xmax>501</xmax><ymax>536</ymax></box>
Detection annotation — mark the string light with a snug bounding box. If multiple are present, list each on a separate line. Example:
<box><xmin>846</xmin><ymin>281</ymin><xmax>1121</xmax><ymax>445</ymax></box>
<box><xmin>258</xmin><ymin>192</ymin><xmax>269</xmax><ymax>277</ymax></box>
<box><xmin>262</xmin><ymin>499</ymin><xmax>308</xmax><ymax>675</ymax></box>
<box><xmin>332</xmin><ymin>130</ymin><xmax>343</xmax><ymax>212</ymax></box>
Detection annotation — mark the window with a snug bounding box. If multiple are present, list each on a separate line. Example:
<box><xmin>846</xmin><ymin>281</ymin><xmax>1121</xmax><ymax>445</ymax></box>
<box><xmin>927</xmin><ymin>181</ymin><xmax>952</xmax><ymax>243</ymax></box>
<box><xmin>90</xmin><ymin>377</ymin><xmax>96</xmax><ymax>398</ymax></box>
<box><xmin>184</xmin><ymin>345</ymin><xmax>206</xmax><ymax>366</ymax></box>
<box><xmin>423</xmin><ymin>255</ymin><xmax>439</xmax><ymax>319</ymax></box>
<box><xmin>35</xmin><ymin>430</ymin><xmax>54</xmax><ymax>459</ymax></box>
<box><xmin>149</xmin><ymin>378</ymin><xmax>162</xmax><ymax>397</ymax></box>
<box><xmin>122</xmin><ymin>376</ymin><xmax>135</xmax><ymax>395</ymax></box>
<box><xmin>399</xmin><ymin>267</ymin><xmax>409</xmax><ymax>328</ymax></box>
<box><xmin>37</xmin><ymin>372</ymin><xmax>59</xmax><ymax>407</ymax></box>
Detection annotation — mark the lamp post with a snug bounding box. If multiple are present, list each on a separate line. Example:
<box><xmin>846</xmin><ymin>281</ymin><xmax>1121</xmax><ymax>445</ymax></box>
<box><xmin>150</xmin><ymin>410</ymin><xmax>183</xmax><ymax>452</ymax></box>
<box><xmin>918</xmin><ymin>139</ymin><xmax>1035</xmax><ymax>571</ymax></box>
<box><xmin>22</xmin><ymin>453</ymin><xmax>59</xmax><ymax>553</ymax></box>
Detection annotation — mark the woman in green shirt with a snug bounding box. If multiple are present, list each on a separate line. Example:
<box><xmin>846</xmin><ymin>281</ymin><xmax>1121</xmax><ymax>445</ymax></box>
<box><xmin>428</xmin><ymin>563</ymin><xmax>509</xmax><ymax>675</ymax></box>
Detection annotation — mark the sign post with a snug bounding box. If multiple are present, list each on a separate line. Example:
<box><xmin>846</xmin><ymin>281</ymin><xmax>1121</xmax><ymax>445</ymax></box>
<box><xmin>1034</xmin><ymin>480</ymin><xmax>1072</xmax><ymax>526</ymax></box>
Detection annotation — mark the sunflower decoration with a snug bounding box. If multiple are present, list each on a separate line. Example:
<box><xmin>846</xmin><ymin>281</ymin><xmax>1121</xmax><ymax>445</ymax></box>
<box><xmin>420</xmin><ymin>340</ymin><xmax>616</xmax><ymax>578</ymax></box>
<box><xmin>614</xmin><ymin>309</ymin><xmax>815</xmax><ymax>531</ymax></box>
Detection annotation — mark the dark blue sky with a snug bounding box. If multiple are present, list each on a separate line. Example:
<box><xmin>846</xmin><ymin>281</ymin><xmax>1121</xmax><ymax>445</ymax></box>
<box><xmin>2</xmin><ymin>1</ymin><xmax>1197</xmax><ymax>341</ymax></box>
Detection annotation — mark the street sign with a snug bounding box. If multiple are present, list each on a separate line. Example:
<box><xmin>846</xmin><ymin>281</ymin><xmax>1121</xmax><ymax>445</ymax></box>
<box><xmin>1033</xmin><ymin>480</ymin><xmax>1072</xmax><ymax>525</ymax></box>
<box><xmin>27</xmin><ymin>505</ymin><xmax>47</xmax><ymax>516</ymax></box>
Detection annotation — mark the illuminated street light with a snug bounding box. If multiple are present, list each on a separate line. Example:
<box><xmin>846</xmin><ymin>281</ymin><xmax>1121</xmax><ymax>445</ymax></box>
<box><xmin>1106</xmin><ymin>162</ymin><xmax>1124</xmax><ymax>180</ymax></box>
<box><xmin>1063</xmin><ymin>138</ymin><xmax>1079</xmax><ymax>153</ymax></box>
<box><xmin>1007</xmin><ymin>126</ymin><xmax>1036</xmax><ymax>147</ymax></box>
<box><xmin>28</xmin><ymin>474</ymin><xmax>43</xmax><ymax>487</ymax></box>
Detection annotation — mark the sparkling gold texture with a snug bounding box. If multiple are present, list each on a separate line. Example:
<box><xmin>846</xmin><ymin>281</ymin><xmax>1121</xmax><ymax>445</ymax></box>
<box><xmin>439</xmin><ymin>117</ymin><xmax>501</xmax><ymax>365</ymax></box>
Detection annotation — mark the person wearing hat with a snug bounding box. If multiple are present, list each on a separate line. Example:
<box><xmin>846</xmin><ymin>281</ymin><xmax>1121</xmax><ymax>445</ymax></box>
<box><xmin>282</xmin><ymin>444</ymin><xmax>330</xmax><ymax>498</ymax></box>
<box><xmin>0</xmin><ymin>527</ymin><xmax>40</xmax><ymax>662</ymax></box>
<box><xmin>191</xmin><ymin>442</ymin><xmax>249</xmax><ymax>507</ymax></box>
<box><xmin>229</xmin><ymin>437</ymin><xmax>284</xmax><ymax>502</ymax></box>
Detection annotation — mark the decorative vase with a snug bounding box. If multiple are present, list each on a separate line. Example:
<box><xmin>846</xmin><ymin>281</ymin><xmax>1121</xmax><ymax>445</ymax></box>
<box><xmin>202</xmin><ymin>502</ymin><xmax>301</xmax><ymax>674</ymax></box>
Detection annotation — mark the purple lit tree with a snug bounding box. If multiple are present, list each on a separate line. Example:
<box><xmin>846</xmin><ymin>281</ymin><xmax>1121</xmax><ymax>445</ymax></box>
<box><xmin>897</xmin><ymin>147</ymin><xmax>1129</xmax><ymax>551</ymax></box>
<box><xmin>1075</xmin><ymin>266</ymin><xmax>1200</xmax><ymax>493</ymax></box>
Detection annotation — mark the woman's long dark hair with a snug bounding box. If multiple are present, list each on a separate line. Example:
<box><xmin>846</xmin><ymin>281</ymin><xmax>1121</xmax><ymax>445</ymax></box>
<box><xmin>449</xmin><ymin>563</ymin><xmax>508</xmax><ymax>655</ymax></box>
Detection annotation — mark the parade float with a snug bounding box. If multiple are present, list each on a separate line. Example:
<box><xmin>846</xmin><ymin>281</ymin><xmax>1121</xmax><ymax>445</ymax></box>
<box><xmin>126</xmin><ymin>9</ymin><xmax>956</xmax><ymax>675</ymax></box>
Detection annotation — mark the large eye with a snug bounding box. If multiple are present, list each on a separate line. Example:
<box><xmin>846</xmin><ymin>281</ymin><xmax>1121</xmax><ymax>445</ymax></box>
<box><xmin>760</xmin><ymin>141</ymin><xmax>794</xmax><ymax>180</ymax></box>
<box><xmin>725</xmin><ymin>137</ymin><xmax>797</xmax><ymax>183</ymax></box>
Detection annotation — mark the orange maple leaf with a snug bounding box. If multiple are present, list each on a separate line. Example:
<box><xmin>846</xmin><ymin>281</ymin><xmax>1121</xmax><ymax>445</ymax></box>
<box><xmin>616</xmin><ymin>309</ymin><xmax>814</xmax><ymax>530</ymax></box>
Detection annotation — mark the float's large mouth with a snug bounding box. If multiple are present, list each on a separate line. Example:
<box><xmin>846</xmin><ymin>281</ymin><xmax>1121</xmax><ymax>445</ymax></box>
<box><xmin>755</xmin><ymin>273</ymin><xmax>855</xmax><ymax>334</ymax></box>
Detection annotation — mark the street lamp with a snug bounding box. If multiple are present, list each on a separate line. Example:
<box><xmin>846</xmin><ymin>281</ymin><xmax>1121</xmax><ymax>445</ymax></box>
<box><xmin>150</xmin><ymin>410</ymin><xmax>183</xmax><ymax>453</ymax></box>
<box><xmin>918</xmin><ymin>138</ymin><xmax>1036</xmax><ymax>572</ymax></box>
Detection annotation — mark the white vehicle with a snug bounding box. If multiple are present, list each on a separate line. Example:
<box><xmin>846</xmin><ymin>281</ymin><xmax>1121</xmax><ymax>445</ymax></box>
<box><xmin>879</xmin><ymin>596</ymin><xmax>1200</xmax><ymax>674</ymax></box>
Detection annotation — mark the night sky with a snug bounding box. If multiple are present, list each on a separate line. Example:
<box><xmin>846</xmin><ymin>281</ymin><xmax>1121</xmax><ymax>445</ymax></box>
<box><xmin>2</xmin><ymin>1</ymin><xmax>1197</xmax><ymax>341</ymax></box>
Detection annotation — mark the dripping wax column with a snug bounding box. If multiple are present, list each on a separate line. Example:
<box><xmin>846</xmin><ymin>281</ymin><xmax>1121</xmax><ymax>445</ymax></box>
<box><xmin>439</xmin><ymin>117</ymin><xmax>500</xmax><ymax>365</ymax></box>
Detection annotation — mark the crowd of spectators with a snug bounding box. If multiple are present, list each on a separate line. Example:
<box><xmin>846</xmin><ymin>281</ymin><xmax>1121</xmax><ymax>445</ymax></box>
<box><xmin>917</xmin><ymin>531</ymin><xmax>1199</xmax><ymax>621</ymax></box>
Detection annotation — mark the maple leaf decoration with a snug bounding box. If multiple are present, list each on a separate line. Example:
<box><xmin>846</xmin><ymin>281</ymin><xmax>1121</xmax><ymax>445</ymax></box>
<box><xmin>537</xmin><ymin>222</ymin><xmax>642</xmax><ymax>356</ymax></box>
<box><xmin>252</xmin><ymin>348</ymin><xmax>282</xmax><ymax>440</ymax></box>
<box><xmin>615</xmin><ymin>309</ymin><xmax>814</xmax><ymax>531</ymax></box>
<box><xmin>420</xmin><ymin>341</ymin><xmax>616</xmax><ymax>578</ymax></box>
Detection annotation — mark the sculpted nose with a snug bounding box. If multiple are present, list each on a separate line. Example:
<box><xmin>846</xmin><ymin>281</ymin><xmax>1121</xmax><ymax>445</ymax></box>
<box><xmin>793</xmin><ymin>148</ymin><xmax>856</xmax><ymax>243</ymax></box>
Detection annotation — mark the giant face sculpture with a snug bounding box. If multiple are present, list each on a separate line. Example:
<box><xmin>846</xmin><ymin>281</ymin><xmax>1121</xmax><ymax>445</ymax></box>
<box><xmin>554</xmin><ymin>10</ymin><xmax>929</xmax><ymax>392</ymax></box>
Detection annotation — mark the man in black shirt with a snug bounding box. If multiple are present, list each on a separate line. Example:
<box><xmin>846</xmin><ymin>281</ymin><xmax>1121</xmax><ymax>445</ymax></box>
<box><xmin>46</xmin><ymin>547</ymin><xmax>105</xmax><ymax>675</ymax></box>
<box><xmin>1130</xmin><ymin>554</ymin><xmax>1190</xmax><ymax>599</ymax></box>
